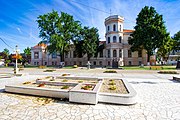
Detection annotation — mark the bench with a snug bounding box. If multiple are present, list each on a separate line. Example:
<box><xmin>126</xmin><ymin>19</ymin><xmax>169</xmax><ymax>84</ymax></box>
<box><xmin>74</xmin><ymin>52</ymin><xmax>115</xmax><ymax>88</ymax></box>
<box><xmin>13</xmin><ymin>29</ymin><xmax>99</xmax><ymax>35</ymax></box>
<box><xmin>149</xmin><ymin>66</ymin><xmax>163</xmax><ymax>70</ymax></box>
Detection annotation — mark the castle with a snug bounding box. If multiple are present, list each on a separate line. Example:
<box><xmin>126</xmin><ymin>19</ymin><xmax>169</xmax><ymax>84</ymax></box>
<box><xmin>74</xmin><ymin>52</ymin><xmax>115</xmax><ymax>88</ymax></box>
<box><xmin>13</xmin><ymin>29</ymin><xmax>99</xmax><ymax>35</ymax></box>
<box><xmin>31</xmin><ymin>15</ymin><xmax>148</xmax><ymax>67</ymax></box>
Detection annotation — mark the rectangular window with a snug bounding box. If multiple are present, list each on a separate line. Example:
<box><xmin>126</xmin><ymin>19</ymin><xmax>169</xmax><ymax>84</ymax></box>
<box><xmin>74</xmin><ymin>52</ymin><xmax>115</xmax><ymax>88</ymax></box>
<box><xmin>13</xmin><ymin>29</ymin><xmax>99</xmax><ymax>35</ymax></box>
<box><xmin>138</xmin><ymin>50</ymin><xmax>142</xmax><ymax>57</ymax></box>
<box><xmin>65</xmin><ymin>52</ymin><xmax>68</xmax><ymax>58</ymax></box>
<box><xmin>34</xmin><ymin>52</ymin><xmax>39</xmax><ymax>59</ymax></box>
<box><xmin>139</xmin><ymin>61</ymin><xmax>142</xmax><ymax>65</ymax></box>
<box><xmin>108</xmin><ymin>50</ymin><xmax>110</xmax><ymax>58</ymax></box>
<box><xmin>44</xmin><ymin>62</ymin><xmax>47</xmax><ymax>65</ymax></box>
<box><xmin>128</xmin><ymin>50</ymin><xmax>132</xmax><ymax>58</ymax></box>
<box><xmin>37</xmin><ymin>62</ymin><xmax>39</xmax><ymax>65</ymax></box>
<box><xmin>100</xmin><ymin>51</ymin><xmax>103</xmax><ymax>57</ymax></box>
<box><xmin>74</xmin><ymin>61</ymin><xmax>76</xmax><ymax>65</ymax></box>
<box><xmin>119</xmin><ymin>49</ymin><xmax>122</xmax><ymax>58</ymax></box>
<box><xmin>52</xmin><ymin>62</ymin><xmax>54</xmax><ymax>65</ymax></box>
<box><xmin>128</xmin><ymin>61</ymin><xmax>132</xmax><ymax>65</ymax></box>
<box><xmin>34</xmin><ymin>62</ymin><xmax>36</xmax><ymax>65</ymax></box>
<box><xmin>79</xmin><ymin>61</ymin><xmax>82</xmax><ymax>66</ymax></box>
<box><xmin>52</xmin><ymin>53</ymin><xmax>57</xmax><ymax>59</ymax></box>
<box><xmin>93</xmin><ymin>61</ymin><xmax>96</xmax><ymax>65</ymax></box>
<box><xmin>73</xmin><ymin>51</ymin><xmax>76</xmax><ymax>58</ymax></box>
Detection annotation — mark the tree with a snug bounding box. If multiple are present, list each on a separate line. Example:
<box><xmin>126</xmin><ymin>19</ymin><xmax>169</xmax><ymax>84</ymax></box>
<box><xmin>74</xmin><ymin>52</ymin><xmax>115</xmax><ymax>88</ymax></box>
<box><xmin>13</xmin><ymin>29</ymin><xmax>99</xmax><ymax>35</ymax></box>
<box><xmin>37</xmin><ymin>10</ymin><xmax>81</xmax><ymax>63</ymax></box>
<box><xmin>3</xmin><ymin>48</ymin><xmax>10</xmax><ymax>60</ymax></box>
<box><xmin>128</xmin><ymin>6</ymin><xmax>170</xmax><ymax>64</ymax></box>
<box><xmin>23</xmin><ymin>47</ymin><xmax>31</xmax><ymax>63</ymax></box>
<box><xmin>157</xmin><ymin>37</ymin><xmax>174</xmax><ymax>62</ymax></box>
<box><xmin>74</xmin><ymin>27</ymin><xmax>100</xmax><ymax>61</ymax></box>
<box><xmin>172</xmin><ymin>31</ymin><xmax>180</xmax><ymax>50</ymax></box>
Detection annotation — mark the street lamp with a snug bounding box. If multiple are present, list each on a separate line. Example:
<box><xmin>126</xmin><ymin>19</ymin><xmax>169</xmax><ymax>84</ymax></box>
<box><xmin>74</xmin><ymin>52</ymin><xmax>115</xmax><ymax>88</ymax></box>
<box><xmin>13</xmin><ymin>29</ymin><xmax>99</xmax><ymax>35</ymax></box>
<box><xmin>14</xmin><ymin>45</ymin><xmax>20</xmax><ymax>74</ymax></box>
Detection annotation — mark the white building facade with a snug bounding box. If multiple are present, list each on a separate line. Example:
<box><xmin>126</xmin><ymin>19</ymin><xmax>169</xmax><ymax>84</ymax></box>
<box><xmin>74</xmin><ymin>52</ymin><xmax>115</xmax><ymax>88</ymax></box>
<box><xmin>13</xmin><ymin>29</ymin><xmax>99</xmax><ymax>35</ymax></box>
<box><xmin>31</xmin><ymin>15</ymin><xmax>148</xmax><ymax>67</ymax></box>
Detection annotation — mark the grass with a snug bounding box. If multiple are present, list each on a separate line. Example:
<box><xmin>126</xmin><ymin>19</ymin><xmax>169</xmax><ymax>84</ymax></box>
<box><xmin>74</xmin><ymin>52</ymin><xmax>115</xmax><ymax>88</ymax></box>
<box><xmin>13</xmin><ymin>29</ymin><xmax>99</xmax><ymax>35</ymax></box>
<box><xmin>121</xmin><ymin>65</ymin><xmax>176</xmax><ymax>70</ymax></box>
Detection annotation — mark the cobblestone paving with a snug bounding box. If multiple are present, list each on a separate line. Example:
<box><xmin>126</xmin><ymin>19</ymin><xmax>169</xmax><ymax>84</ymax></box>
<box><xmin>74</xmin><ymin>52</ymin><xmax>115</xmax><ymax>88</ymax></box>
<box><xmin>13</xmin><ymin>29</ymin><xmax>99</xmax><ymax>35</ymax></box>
<box><xmin>0</xmin><ymin>68</ymin><xmax>180</xmax><ymax>120</ymax></box>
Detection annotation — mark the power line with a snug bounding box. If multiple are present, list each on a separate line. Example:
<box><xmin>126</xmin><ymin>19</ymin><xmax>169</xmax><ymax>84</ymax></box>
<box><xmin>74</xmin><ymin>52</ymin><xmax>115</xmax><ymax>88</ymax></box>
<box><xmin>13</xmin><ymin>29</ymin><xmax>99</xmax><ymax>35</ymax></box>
<box><xmin>0</xmin><ymin>37</ymin><xmax>14</xmax><ymax>50</ymax></box>
<box><xmin>67</xmin><ymin>0</ymin><xmax>110</xmax><ymax>14</ymax></box>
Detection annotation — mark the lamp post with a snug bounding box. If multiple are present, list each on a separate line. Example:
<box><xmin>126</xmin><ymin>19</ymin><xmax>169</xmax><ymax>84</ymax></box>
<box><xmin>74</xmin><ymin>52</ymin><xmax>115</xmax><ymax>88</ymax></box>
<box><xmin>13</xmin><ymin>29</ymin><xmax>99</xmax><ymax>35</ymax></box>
<box><xmin>14</xmin><ymin>45</ymin><xmax>20</xmax><ymax>74</ymax></box>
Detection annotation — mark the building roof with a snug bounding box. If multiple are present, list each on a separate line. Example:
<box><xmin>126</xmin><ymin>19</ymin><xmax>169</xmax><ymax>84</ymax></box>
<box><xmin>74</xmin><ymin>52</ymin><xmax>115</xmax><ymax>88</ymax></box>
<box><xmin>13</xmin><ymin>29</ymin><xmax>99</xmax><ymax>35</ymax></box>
<box><xmin>32</xmin><ymin>43</ymin><xmax>47</xmax><ymax>48</ymax></box>
<box><xmin>123</xmin><ymin>29</ymin><xmax>134</xmax><ymax>33</ymax></box>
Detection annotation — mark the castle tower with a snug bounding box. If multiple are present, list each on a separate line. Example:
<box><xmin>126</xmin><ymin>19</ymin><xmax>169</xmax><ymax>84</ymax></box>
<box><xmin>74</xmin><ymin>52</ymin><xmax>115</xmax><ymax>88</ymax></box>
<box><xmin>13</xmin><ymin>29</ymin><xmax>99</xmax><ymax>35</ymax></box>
<box><xmin>104</xmin><ymin>15</ymin><xmax>124</xmax><ymax>67</ymax></box>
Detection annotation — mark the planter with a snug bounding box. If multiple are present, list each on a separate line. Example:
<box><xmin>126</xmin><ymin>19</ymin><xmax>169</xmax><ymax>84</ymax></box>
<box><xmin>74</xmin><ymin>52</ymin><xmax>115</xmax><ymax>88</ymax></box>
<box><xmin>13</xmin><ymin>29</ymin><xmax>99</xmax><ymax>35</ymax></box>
<box><xmin>98</xmin><ymin>79</ymin><xmax>137</xmax><ymax>105</ymax></box>
<box><xmin>69</xmin><ymin>81</ymin><xmax>102</xmax><ymax>105</ymax></box>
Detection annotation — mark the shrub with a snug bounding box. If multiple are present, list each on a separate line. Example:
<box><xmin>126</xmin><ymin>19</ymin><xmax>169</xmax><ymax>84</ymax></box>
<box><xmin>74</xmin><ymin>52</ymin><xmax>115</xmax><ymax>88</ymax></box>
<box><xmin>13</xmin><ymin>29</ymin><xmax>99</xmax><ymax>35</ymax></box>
<box><xmin>38</xmin><ymin>66</ymin><xmax>46</xmax><ymax>69</ymax></box>
<box><xmin>109</xmin><ymin>81</ymin><xmax>116</xmax><ymax>85</ymax></box>
<box><xmin>73</xmin><ymin>65</ymin><xmax>78</xmax><ymax>68</ymax></box>
<box><xmin>62</xmin><ymin>74</ymin><xmax>70</xmax><ymax>76</ymax></box>
<box><xmin>37</xmin><ymin>83</ymin><xmax>45</xmax><ymax>87</ymax></box>
<box><xmin>61</xmin><ymin>85</ymin><xmax>70</xmax><ymax>89</ymax></box>
<box><xmin>109</xmin><ymin>85</ymin><xmax>116</xmax><ymax>90</ymax></box>
<box><xmin>158</xmin><ymin>71</ymin><xmax>178</xmax><ymax>74</ymax></box>
<box><xmin>81</xmin><ymin>84</ymin><xmax>93</xmax><ymax>90</ymax></box>
<box><xmin>43</xmin><ymin>69</ymin><xmax>55</xmax><ymax>72</ymax></box>
<box><xmin>103</xmin><ymin>70</ymin><xmax>117</xmax><ymax>73</ymax></box>
<box><xmin>62</xmin><ymin>79</ymin><xmax>68</xmax><ymax>82</ymax></box>
<box><xmin>23</xmin><ymin>81</ymin><xmax>31</xmax><ymax>84</ymax></box>
<box><xmin>78</xmin><ymin>80</ymin><xmax>83</xmax><ymax>83</ymax></box>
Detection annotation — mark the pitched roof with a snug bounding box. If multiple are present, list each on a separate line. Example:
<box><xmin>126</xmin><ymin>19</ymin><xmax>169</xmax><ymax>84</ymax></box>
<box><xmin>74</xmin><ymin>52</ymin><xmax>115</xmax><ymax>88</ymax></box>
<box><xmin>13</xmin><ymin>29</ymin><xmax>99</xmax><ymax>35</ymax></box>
<box><xmin>32</xmin><ymin>43</ymin><xmax>47</xmax><ymax>48</ymax></box>
<box><xmin>123</xmin><ymin>29</ymin><xmax>134</xmax><ymax>33</ymax></box>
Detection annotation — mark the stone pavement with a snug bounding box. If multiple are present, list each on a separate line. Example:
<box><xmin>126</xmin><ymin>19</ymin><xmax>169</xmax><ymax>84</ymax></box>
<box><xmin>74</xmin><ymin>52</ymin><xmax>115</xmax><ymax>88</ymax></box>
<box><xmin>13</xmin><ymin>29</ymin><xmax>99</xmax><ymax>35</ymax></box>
<box><xmin>0</xmin><ymin>68</ymin><xmax>180</xmax><ymax>120</ymax></box>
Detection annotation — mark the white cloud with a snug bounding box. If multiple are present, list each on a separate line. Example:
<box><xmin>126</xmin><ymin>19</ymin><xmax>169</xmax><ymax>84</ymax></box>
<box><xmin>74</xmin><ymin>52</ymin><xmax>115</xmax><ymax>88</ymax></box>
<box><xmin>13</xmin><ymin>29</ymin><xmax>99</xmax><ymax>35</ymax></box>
<box><xmin>16</xmin><ymin>27</ymin><xmax>22</xmax><ymax>34</ymax></box>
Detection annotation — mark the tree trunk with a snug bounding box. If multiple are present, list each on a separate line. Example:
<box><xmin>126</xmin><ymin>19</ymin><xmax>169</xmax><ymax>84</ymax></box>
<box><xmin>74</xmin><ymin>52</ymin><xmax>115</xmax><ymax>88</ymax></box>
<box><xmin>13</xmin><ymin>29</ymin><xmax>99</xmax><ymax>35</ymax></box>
<box><xmin>147</xmin><ymin>52</ymin><xmax>151</xmax><ymax>66</ymax></box>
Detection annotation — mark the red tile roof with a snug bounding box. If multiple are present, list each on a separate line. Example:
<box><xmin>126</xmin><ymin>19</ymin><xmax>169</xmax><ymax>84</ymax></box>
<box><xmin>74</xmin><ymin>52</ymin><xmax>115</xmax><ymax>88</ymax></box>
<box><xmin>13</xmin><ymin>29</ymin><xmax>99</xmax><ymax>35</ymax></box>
<box><xmin>123</xmin><ymin>29</ymin><xmax>134</xmax><ymax>33</ymax></box>
<box><xmin>32</xmin><ymin>43</ymin><xmax>47</xmax><ymax>48</ymax></box>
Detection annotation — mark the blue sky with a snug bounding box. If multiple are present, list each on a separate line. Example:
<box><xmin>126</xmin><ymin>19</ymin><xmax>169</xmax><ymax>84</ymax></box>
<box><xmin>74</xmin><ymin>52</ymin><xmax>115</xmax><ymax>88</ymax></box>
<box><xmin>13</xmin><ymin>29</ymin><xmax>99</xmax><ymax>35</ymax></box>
<box><xmin>0</xmin><ymin>0</ymin><xmax>180</xmax><ymax>53</ymax></box>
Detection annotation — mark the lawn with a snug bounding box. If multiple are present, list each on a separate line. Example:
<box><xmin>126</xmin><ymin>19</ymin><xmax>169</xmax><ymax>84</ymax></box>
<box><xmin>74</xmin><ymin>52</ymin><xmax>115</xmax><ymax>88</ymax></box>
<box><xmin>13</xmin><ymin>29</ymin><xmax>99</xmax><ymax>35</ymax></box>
<box><xmin>121</xmin><ymin>65</ymin><xmax>176</xmax><ymax>70</ymax></box>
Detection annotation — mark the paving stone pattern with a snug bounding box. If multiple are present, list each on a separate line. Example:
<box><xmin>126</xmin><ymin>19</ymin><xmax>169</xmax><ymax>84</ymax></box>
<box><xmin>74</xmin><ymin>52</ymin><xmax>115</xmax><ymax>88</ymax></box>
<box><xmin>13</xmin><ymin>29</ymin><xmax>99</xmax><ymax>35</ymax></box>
<box><xmin>0</xmin><ymin>68</ymin><xmax>180</xmax><ymax>120</ymax></box>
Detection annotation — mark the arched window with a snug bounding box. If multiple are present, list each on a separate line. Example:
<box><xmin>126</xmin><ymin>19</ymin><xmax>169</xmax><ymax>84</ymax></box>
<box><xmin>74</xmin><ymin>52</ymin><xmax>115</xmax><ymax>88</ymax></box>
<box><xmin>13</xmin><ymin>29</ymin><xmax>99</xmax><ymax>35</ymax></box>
<box><xmin>113</xmin><ymin>50</ymin><xmax>117</xmax><ymax>57</ymax></box>
<box><xmin>108</xmin><ymin>37</ymin><xmax>110</xmax><ymax>43</ymax></box>
<box><xmin>119</xmin><ymin>36</ymin><xmax>122</xmax><ymax>43</ymax></box>
<box><xmin>113</xmin><ymin>24</ymin><xmax>116</xmax><ymax>31</ymax></box>
<box><xmin>113</xmin><ymin>36</ymin><xmax>117</xmax><ymax>43</ymax></box>
<box><xmin>119</xmin><ymin>49</ymin><xmax>122</xmax><ymax>58</ymax></box>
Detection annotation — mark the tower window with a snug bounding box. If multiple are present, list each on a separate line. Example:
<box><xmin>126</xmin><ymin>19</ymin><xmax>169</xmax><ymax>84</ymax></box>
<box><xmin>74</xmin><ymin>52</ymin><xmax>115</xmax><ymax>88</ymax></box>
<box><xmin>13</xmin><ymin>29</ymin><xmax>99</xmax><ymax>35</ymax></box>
<box><xmin>108</xmin><ymin>26</ymin><xmax>110</xmax><ymax>31</ymax></box>
<box><xmin>119</xmin><ymin>36</ymin><xmax>122</xmax><ymax>43</ymax></box>
<box><xmin>113</xmin><ymin>50</ymin><xmax>117</xmax><ymax>57</ymax></box>
<box><xmin>120</xmin><ymin>25</ymin><xmax>121</xmax><ymax>31</ymax></box>
<box><xmin>108</xmin><ymin>37</ymin><xmax>110</xmax><ymax>43</ymax></box>
<box><xmin>113</xmin><ymin>24</ymin><xmax>116</xmax><ymax>31</ymax></box>
<box><xmin>113</xmin><ymin>36</ymin><xmax>117</xmax><ymax>43</ymax></box>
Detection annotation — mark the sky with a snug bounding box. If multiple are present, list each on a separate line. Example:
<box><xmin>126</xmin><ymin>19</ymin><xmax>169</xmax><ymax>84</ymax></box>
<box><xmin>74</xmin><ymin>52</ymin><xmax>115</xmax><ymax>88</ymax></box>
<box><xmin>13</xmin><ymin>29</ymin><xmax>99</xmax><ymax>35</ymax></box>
<box><xmin>0</xmin><ymin>0</ymin><xmax>180</xmax><ymax>53</ymax></box>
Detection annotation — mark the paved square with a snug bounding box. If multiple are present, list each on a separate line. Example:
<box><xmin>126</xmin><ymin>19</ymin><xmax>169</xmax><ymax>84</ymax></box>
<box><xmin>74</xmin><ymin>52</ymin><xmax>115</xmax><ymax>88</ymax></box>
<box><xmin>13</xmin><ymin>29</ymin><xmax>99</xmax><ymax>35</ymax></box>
<box><xmin>0</xmin><ymin>68</ymin><xmax>180</xmax><ymax>120</ymax></box>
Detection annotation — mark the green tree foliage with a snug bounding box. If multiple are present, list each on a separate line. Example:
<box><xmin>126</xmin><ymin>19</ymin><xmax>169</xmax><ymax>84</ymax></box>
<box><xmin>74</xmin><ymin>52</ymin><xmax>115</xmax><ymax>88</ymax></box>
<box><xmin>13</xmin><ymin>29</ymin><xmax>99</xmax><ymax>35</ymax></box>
<box><xmin>172</xmin><ymin>31</ymin><xmax>180</xmax><ymax>50</ymax></box>
<box><xmin>23</xmin><ymin>47</ymin><xmax>31</xmax><ymax>64</ymax></box>
<box><xmin>2</xmin><ymin>48</ymin><xmax>10</xmax><ymax>60</ymax></box>
<box><xmin>24</xmin><ymin>47</ymin><xmax>31</xmax><ymax>56</ymax></box>
<box><xmin>37</xmin><ymin>10</ymin><xmax>81</xmax><ymax>62</ymax></box>
<box><xmin>157</xmin><ymin>37</ymin><xmax>174</xmax><ymax>60</ymax></box>
<box><xmin>74</xmin><ymin>27</ymin><xmax>100</xmax><ymax>61</ymax></box>
<box><xmin>128</xmin><ymin>6</ymin><xmax>170</xmax><ymax>62</ymax></box>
